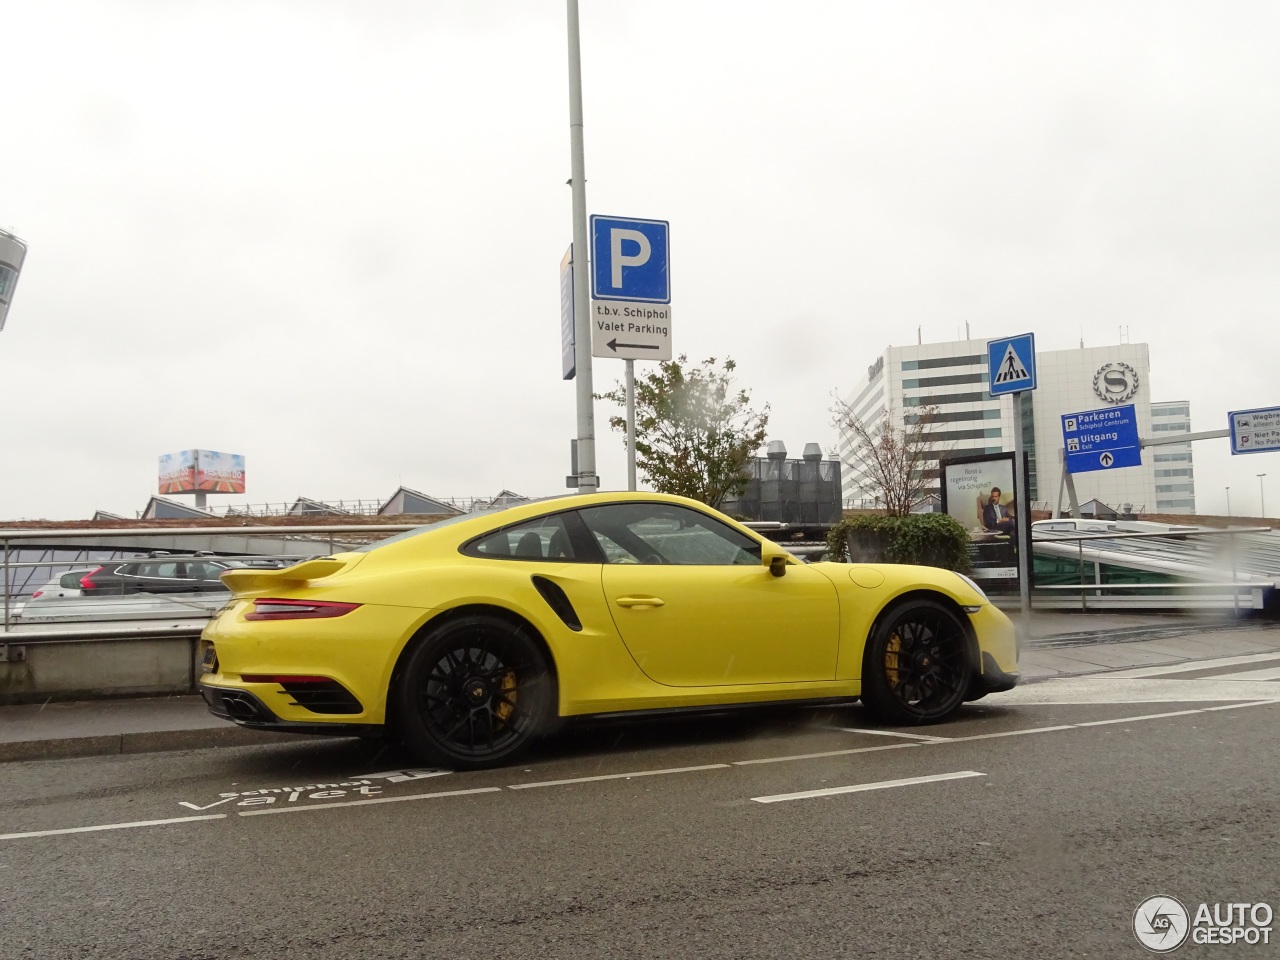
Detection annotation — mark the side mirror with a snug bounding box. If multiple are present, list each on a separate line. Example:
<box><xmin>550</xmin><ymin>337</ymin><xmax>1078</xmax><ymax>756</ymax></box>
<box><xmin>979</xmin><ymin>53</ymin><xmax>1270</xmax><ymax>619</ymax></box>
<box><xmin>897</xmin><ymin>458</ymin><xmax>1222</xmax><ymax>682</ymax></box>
<box><xmin>769</xmin><ymin>555</ymin><xmax>788</xmax><ymax>578</ymax></box>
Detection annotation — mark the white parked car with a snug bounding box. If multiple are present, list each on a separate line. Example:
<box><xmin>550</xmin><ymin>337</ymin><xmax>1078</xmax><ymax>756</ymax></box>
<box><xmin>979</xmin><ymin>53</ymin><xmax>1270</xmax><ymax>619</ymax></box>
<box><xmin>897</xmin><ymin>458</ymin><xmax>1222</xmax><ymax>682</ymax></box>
<box><xmin>22</xmin><ymin>569</ymin><xmax>95</xmax><ymax>606</ymax></box>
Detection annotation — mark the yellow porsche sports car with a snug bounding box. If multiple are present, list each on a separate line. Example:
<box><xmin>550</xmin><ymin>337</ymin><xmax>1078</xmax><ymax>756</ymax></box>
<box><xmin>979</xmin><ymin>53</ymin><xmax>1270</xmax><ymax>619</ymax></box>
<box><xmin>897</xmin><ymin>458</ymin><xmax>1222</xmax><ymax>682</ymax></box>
<box><xmin>199</xmin><ymin>492</ymin><xmax>1019</xmax><ymax>769</ymax></box>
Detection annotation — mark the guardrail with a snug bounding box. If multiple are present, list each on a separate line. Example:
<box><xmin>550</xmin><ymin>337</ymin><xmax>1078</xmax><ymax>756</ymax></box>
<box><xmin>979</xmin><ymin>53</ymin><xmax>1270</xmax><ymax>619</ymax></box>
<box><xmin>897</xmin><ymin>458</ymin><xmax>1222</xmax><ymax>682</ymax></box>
<box><xmin>1029</xmin><ymin>525</ymin><xmax>1277</xmax><ymax>613</ymax></box>
<box><xmin>1</xmin><ymin>523</ymin><xmax>419</xmax><ymax>633</ymax></box>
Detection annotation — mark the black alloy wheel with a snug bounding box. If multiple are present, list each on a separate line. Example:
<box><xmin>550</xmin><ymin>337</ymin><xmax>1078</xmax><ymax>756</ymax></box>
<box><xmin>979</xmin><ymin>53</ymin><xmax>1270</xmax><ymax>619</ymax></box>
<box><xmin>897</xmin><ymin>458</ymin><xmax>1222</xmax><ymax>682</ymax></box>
<box><xmin>860</xmin><ymin>599</ymin><xmax>974</xmax><ymax>725</ymax></box>
<box><xmin>395</xmin><ymin>614</ymin><xmax>554</xmax><ymax>770</ymax></box>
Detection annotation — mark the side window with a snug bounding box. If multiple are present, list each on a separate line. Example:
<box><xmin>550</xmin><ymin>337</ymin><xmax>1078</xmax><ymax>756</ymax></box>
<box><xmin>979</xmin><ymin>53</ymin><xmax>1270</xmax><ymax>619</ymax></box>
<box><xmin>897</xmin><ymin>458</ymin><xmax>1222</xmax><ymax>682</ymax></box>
<box><xmin>465</xmin><ymin>514</ymin><xmax>578</xmax><ymax>562</ymax></box>
<box><xmin>191</xmin><ymin>562</ymin><xmax>224</xmax><ymax>580</ymax></box>
<box><xmin>577</xmin><ymin>503</ymin><xmax>761</xmax><ymax>566</ymax></box>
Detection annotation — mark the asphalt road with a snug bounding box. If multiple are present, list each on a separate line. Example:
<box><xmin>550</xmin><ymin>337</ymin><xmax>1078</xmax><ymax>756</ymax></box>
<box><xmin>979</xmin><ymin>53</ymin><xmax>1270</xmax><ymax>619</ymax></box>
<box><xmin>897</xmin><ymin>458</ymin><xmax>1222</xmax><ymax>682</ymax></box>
<box><xmin>2</xmin><ymin>673</ymin><xmax>1278</xmax><ymax>959</ymax></box>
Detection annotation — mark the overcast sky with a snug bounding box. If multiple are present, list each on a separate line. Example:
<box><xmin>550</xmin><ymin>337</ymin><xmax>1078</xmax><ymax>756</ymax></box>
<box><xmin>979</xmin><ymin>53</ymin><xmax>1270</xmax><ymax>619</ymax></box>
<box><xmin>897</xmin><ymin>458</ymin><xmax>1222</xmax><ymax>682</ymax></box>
<box><xmin>3</xmin><ymin>1</ymin><xmax>1278</xmax><ymax>520</ymax></box>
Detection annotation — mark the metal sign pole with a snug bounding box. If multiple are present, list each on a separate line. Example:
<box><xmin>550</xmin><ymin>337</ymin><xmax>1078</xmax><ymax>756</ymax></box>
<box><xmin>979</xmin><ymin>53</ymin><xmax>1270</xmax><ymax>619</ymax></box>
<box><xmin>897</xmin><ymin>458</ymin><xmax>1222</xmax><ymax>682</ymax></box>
<box><xmin>566</xmin><ymin>0</ymin><xmax>597</xmax><ymax>493</ymax></box>
<box><xmin>1012</xmin><ymin>392</ymin><xmax>1031</xmax><ymax>639</ymax></box>
<box><xmin>625</xmin><ymin>359</ymin><xmax>637</xmax><ymax>491</ymax></box>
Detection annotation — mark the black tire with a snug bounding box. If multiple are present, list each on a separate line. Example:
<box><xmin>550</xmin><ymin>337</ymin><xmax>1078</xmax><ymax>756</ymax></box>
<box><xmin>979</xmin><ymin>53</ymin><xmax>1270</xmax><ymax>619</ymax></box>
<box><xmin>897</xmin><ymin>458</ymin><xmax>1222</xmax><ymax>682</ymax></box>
<box><xmin>394</xmin><ymin>614</ymin><xmax>554</xmax><ymax>770</ymax></box>
<box><xmin>860</xmin><ymin>599</ymin><xmax>974</xmax><ymax>725</ymax></box>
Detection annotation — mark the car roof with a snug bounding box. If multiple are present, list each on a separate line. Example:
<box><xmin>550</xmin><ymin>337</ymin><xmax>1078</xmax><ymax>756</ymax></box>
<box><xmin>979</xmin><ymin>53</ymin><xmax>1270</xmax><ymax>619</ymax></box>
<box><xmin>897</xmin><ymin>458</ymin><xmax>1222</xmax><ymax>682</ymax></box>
<box><xmin>358</xmin><ymin>491</ymin><xmax>751</xmax><ymax>553</ymax></box>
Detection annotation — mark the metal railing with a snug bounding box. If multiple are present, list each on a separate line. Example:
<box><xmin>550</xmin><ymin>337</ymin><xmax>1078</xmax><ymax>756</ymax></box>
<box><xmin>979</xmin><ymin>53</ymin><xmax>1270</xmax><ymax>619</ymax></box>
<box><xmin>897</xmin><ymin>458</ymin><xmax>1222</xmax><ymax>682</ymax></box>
<box><xmin>1</xmin><ymin>523</ymin><xmax>419</xmax><ymax>633</ymax></box>
<box><xmin>1029</xmin><ymin>525</ymin><xmax>1277</xmax><ymax>613</ymax></box>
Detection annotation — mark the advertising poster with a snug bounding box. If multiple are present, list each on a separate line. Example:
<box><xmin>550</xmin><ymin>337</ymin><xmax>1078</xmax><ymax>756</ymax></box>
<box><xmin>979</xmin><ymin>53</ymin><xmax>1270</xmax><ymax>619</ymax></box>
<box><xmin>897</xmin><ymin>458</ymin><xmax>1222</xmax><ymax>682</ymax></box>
<box><xmin>193</xmin><ymin>450</ymin><xmax>246</xmax><ymax>493</ymax></box>
<box><xmin>939</xmin><ymin>452</ymin><xmax>1023</xmax><ymax>588</ymax></box>
<box><xmin>158</xmin><ymin>450</ymin><xmax>197</xmax><ymax>494</ymax></box>
<box><xmin>158</xmin><ymin>450</ymin><xmax>246</xmax><ymax>495</ymax></box>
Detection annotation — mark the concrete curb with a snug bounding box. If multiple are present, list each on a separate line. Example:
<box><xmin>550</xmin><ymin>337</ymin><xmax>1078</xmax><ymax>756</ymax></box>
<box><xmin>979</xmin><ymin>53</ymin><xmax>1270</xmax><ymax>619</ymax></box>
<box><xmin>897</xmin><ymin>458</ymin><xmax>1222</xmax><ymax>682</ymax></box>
<box><xmin>0</xmin><ymin>725</ymin><xmax>312</xmax><ymax>764</ymax></box>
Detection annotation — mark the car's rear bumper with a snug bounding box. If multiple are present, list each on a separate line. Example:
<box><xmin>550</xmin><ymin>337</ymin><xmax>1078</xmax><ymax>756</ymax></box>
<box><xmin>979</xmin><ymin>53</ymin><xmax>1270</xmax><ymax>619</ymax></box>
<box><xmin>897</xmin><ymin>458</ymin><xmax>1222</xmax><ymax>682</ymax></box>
<box><xmin>200</xmin><ymin>682</ymin><xmax>383</xmax><ymax>739</ymax></box>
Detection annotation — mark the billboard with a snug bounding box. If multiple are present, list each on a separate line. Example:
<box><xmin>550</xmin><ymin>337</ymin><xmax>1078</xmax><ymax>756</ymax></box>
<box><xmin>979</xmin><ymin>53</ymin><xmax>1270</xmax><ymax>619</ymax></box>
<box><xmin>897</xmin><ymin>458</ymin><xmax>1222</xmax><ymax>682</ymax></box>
<box><xmin>0</xmin><ymin>229</ymin><xmax>28</xmax><ymax>333</ymax></box>
<box><xmin>939</xmin><ymin>451</ymin><xmax>1027</xmax><ymax>588</ymax></box>
<box><xmin>158</xmin><ymin>450</ymin><xmax>246</xmax><ymax>495</ymax></box>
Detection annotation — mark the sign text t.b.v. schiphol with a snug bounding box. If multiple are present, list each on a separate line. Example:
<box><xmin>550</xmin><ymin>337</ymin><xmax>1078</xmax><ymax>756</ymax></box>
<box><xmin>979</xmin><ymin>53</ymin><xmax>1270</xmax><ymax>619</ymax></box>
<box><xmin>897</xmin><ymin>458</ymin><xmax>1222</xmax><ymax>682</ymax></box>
<box><xmin>1061</xmin><ymin>404</ymin><xmax>1142</xmax><ymax>474</ymax></box>
<box><xmin>589</xmin><ymin>215</ymin><xmax>672</xmax><ymax>361</ymax></box>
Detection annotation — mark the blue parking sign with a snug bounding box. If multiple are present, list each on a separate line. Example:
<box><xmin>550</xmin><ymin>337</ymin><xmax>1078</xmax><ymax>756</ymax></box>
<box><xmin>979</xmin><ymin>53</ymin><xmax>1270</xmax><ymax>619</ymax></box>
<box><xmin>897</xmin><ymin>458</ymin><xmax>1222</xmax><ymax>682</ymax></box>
<box><xmin>590</xmin><ymin>215</ymin><xmax>670</xmax><ymax>303</ymax></box>
<box><xmin>1062</xmin><ymin>404</ymin><xmax>1142</xmax><ymax>474</ymax></box>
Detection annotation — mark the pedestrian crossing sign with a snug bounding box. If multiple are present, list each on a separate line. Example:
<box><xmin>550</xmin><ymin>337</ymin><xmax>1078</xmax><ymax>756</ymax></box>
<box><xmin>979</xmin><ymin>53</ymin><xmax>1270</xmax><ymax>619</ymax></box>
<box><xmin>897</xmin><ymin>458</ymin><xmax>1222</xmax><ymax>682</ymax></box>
<box><xmin>987</xmin><ymin>333</ymin><xmax>1037</xmax><ymax>396</ymax></box>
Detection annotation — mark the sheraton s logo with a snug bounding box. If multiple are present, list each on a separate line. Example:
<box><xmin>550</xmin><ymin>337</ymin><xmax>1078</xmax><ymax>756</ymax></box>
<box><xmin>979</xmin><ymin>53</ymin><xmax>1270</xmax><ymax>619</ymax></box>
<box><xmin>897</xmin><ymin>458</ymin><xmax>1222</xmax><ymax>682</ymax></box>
<box><xmin>1093</xmin><ymin>362</ymin><xmax>1140</xmax><ymax>404</ymax></box>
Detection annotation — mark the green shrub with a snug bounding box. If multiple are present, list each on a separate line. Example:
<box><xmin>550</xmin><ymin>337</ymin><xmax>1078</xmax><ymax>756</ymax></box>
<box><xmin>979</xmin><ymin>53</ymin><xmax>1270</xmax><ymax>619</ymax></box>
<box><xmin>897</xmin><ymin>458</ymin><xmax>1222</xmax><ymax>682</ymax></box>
<box><xmin>826</xmin><ymin>514</ymin><xmax>972</xmax><ymax>572</ymax></box>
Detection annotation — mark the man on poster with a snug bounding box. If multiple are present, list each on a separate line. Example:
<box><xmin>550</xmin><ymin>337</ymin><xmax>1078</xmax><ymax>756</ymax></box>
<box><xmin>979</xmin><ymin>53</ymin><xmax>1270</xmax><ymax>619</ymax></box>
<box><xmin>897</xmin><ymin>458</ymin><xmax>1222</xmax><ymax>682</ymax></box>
<box><xmin>982</xmin><ymin>486</ymin><xmax>1017</xmax><ymax>535</ymax></box>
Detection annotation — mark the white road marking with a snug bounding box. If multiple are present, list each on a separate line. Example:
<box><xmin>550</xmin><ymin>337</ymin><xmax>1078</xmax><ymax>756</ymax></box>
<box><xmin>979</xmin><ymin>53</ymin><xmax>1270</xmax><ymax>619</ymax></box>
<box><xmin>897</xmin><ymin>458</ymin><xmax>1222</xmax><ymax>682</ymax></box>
<box><xmin>995</xmin><ymin>677</ymin><xmax>1280</xmax><ymax>704</ymax></box>
<box><xmin>1209</xmin><ymin>665</ymin><xmax>1280</xmax><ymax>682</ymax></box>
<box><xmin>948</xmin><ymin>726</ymin><xmax>1078</xmax><ymax>742</ymax></box>
<box><xmin>1201</xmin><ymin>700</ymin><xmax>1280</xmax><ymax>712</ymax></box>
<box><xmin>1102</xmin><ymin>653</ymin><xmax>1280</xmax><ymax>679</ymax></box>
<box><xmin>238</xmin><ymin>786</ymin><xmax>500</xmax><ymax>816</ymax></box>
<box><xmin>752</xmin><ymin>771</ymin><xmax>986</xmax><ymax>804</ymax></box>
<box><xmin>6</xmin><ymin>694</ymin><xmax>1279</xmax><ymax>844</ymax></box>
<box><xmin>0</xmin><ymin>814</ymin><xmax>226</xmax><ymax>842</ymax></box>
<box><xmin>507</xmin><ymin>763</ymin><xmax>729</xmax><ymax>790</ymax></box>
<box><xmin>1073</xmin><ymin>709</ymin><xmax>1204</xmax><ymax>727</ymax></box>
<box><xmin>832</xmin><ymin>727</ymin><xmax>951</xmax><ymax>742</ymax></box>
<box><xmin>732</xmin><ymin>742</ymin><xmax>920</xmax><ymax>766</ymax></box>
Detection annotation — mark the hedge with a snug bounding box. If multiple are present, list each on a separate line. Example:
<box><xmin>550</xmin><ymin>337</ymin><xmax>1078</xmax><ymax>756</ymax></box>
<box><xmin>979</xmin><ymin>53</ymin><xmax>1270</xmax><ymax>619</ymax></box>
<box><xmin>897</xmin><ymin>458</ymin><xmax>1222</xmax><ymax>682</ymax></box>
<box><xmin>825</xmin><ymin>513</ymin><xmax>972</xmax><ymax>572</ymax></box>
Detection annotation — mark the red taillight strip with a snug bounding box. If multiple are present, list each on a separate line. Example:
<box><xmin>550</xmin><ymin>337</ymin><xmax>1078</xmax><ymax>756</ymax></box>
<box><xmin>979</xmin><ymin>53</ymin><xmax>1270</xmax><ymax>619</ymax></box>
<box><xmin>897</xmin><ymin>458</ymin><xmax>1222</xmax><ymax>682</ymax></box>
<box><xmin>80</xmin><ymin>567</ymin><xmax>104</xmax><ymax>590</ymax></box>
<box><xmin>244</xmin><ymin>598</ymin><xmax>361</xmax><ymax>621</ymax></box>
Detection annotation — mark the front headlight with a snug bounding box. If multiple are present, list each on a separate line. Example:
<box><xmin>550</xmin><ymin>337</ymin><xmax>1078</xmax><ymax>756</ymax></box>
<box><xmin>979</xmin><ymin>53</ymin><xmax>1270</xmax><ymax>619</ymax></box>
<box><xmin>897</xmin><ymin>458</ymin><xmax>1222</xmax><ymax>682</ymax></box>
<box><xmin>953</xmin><ymin>571</ymin><xmax>988</xmax><ymax>608</ymax></box>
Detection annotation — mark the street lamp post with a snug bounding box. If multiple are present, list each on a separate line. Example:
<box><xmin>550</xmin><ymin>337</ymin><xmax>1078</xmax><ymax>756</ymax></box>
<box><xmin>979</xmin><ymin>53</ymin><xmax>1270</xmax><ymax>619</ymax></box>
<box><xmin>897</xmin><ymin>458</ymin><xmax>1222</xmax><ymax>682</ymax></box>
<box><xmin>1226</xmin><ymin>486</ymin><xmax>1231</xmax><ymax>517</ymax></box>
<box><xmin>1259</xmin><ymin>474</ymin><xmax>1268</xmax><ymax>518</ymax></box>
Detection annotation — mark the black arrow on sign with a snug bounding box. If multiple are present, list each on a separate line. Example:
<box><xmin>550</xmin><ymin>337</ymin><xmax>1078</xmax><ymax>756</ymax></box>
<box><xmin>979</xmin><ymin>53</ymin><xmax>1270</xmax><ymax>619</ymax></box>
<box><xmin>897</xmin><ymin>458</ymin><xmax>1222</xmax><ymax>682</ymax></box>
<box><xmin>1100</xmin><ymin>452</ymin><xmax>1114</xmax><ymax>467</ymax></box>
<box><xmin>608</xmin><ymin>339</ymin><xmax>660</xmax><ymax>352</ymax></box>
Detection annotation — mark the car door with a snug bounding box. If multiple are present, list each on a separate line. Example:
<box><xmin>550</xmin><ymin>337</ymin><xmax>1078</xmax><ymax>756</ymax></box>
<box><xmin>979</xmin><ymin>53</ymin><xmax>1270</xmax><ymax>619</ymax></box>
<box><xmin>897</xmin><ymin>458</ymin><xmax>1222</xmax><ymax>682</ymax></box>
<box><xmin>578</xmin><ymin>502</ymin><xmax>840</xmax><ymax>687</ymax></box>
<box><xmin>188</xmin><ymin>561</ymin><xmax>231</xmax><ymax>592</ymax></box>
<box><xmin>131</xmin><ymin>561</ymin><xmax>184</xmax><ymax>594</ymax></box>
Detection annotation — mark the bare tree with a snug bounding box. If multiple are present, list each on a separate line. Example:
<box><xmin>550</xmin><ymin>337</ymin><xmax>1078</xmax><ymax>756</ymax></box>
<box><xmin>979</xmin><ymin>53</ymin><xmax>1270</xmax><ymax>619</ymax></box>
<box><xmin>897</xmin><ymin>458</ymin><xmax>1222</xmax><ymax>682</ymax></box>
<box><xmin>832</xmin><ymin>399</ymin><xmax>946</xmax><ymax>516</ymax></box>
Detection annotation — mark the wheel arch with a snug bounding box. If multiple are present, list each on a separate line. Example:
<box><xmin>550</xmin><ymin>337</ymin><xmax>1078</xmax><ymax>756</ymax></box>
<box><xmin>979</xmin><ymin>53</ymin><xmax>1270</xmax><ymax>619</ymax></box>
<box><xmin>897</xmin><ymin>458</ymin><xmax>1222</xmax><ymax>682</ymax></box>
<box><xmin>386</xmin><ymin>603</ymin><xmax>561</xmax><ymax>729</ymax></box>
<box><xmin>866</xmin><ymin>589</ymin><xmax>982</xmax><ymax>674</ymax></box>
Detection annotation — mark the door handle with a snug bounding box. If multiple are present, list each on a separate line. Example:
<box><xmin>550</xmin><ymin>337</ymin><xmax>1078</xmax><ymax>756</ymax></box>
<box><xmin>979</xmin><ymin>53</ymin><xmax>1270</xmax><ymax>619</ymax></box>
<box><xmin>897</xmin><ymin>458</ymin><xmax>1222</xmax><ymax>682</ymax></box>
<box><xmin>615</xmin><ymin>596</ymin><xmax>665</xmax><ymax>608</ymax></box>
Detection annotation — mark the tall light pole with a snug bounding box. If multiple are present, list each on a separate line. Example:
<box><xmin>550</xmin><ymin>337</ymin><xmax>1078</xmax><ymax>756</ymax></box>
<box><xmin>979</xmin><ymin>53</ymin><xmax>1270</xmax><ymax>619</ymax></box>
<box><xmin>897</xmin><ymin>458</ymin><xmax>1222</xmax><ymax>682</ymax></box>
<box><xmin>1259</xmin><ymin>473</ymin><xmax>1268</xmax><ymax>518</ymax></box>
<box><xmin>566</xmin><ymin>0</ymin><xmax>597</xmax><ymax>493</ymax></box>
<box><xmin>1226</xmin><ymin>486</ymin><xmax>1231</xmax><ymax>517</ymax></box>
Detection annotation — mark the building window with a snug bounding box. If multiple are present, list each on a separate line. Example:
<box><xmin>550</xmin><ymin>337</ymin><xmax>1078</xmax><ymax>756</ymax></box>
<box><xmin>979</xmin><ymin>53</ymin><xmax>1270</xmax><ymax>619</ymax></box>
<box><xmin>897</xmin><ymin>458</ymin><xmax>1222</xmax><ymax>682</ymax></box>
<box><xmin>1151</xmin><ymin>422</ymin><xmax>1190</xmax><ymax>432</ymax></box>
<box><xmin>924</xmin><ymin>427</ymin><xmax>1002</xmax><ymax>442</ymax></box>
<box><xmin>1156</xmin><ymin>483</ymin><xmax>1194</xmax><ymax>493</ymax></box>
<box><xmin>1155</xmin><ymin>468</ymin><xmax>1191</xmax><ymax>478</ymax></box>
<box><xmin>903</xmin><ymin>391</ymin><xmax>988</xmax><ymax>407</ymax></box>
<box><xmin>1152</xmin><ymin>405</ymin><xmax>1190</xmax><ymax>417</ymax></box>
<box><xmin>905</xmin><ymin>408</ymin><xmax>1002</xmax><ymax>425</ymax></box>
<box><xmin>902</xmin><ymin>372</ymin><xmax>988</xmax><ymax>389</ymax></box>
<box><xmin>899</xmin><ymin>354</ymin><xmax>985</xmax><ymax>372</ymax></box>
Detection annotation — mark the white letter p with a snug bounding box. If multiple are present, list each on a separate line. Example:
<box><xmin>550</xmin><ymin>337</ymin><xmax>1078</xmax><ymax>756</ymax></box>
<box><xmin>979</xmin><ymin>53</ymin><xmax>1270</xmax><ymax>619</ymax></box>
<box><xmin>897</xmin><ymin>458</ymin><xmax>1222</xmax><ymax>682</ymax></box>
<box><xmin>610</xmin><ymin>229</ymin><xmax>651</xmax><ymax>289</ymax></box>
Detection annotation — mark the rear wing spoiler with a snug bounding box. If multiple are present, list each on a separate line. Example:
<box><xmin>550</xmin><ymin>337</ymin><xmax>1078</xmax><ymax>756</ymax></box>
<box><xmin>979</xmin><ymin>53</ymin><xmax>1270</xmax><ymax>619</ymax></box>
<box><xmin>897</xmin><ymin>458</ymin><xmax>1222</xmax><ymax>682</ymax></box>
<box><xmin>220</xmin><ymin>557</ymin><xmax>353</xmax><ymax>594</ymax></box>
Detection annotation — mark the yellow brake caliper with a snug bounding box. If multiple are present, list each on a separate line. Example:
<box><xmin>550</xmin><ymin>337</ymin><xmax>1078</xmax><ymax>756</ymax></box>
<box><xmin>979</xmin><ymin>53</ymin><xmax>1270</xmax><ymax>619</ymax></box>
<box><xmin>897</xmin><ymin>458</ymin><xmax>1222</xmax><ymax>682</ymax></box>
<box><xmin>495</xmin><ymin>671</ymin><xmax>518</xmax><ymax>725</ymax></box>
<box><xmin>885</xmin><ymin>632</ymin><xmax>901</xmax><ymax>687</ymax></box>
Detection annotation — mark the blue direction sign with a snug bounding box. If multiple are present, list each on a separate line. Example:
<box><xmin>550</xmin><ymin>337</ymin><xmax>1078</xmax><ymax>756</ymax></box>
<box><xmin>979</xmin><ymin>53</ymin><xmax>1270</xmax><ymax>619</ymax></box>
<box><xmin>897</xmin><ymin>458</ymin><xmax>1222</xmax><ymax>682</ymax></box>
<box><xmin>590</xmin><ymin>215</ymin><xmax>670</xmax><ymax>303</ymax></box>
<box><xmin>1229</xmin><ymin>406</ymin><xmax>1280</xmax><ymax>455</ymax></box>
<box><xmin>987</xmin><ymin>333</ymin><xmax>1037</xmax><ymax>396</ymax></box>
<box><xmin>1062</xmin><ymin>404</ymin><xmax>1142</xmax><ymax>474</ymax></box>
